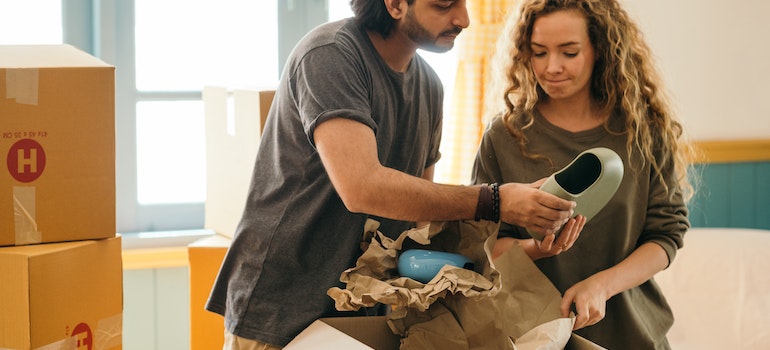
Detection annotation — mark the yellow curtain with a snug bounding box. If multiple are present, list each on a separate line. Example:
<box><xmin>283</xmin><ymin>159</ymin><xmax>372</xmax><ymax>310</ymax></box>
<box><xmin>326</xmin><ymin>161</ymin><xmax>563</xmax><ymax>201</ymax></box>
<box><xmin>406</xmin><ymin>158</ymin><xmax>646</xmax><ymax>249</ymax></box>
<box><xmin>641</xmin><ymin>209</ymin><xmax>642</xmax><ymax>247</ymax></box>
<box><xmin>436</xmin><ymin>0</ymin><xmax>518</xmax><ymax>185</ymax></box>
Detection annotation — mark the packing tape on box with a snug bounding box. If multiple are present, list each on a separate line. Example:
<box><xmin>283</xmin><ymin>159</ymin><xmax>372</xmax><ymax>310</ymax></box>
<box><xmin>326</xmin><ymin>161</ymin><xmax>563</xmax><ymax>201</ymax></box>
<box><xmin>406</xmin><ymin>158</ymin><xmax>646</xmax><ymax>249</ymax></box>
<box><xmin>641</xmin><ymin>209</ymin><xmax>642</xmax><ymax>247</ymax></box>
<box><xmin>5</xmin><ymin>68</ymin><xmax>39</xmax><ymax>105</ymax></box>
<box><xmin>13</xmin><ymin>186</ymin><xmax>42</xmax><ymax>245</ymax></box>
<box><xmin>94</xmin><ymin>313</ymin><xmax>123</xmax><ymax>349</ymax></box>
<box><xmin>32</xmin><ymin>313</ymin><xmax>123</xmax><ymax>350</ymax></box>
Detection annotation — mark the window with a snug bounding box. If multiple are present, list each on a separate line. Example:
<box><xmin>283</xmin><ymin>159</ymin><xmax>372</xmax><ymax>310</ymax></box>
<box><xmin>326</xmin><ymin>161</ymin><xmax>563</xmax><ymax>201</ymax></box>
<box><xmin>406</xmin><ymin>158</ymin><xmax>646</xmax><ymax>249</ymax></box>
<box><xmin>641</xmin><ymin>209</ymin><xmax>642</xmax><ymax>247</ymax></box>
<box><xmin>133</xmin><ymin>0</ymin><xmax>278</xmax><ymax>208</ymax></box>
<box><xmin>114</xmin><ymin>0</ymin><xmax>279</xmax><ymax>232</ymax></box>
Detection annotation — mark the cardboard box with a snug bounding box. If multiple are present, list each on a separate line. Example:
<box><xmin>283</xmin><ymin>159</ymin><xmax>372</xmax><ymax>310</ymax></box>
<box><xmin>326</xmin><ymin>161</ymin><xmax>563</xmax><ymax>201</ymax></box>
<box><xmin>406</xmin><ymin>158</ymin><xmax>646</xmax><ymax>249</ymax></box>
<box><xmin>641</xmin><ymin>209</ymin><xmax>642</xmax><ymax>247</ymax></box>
<box><xmin>188</xmin><ymin>233</ymin><xmax>231</xmax><ymax>350</ymax></box>
<box><xmin>0</xmin><ymin>44</ymin><xmax>115</xmax><ymax>246</ymax></box>
<box><xmin>0</xmin><ymin>236</ymin><xmax>123</xmax><ymax>349</ymax></box>
<box><xmin>286</xmin><ymin>316</ymin><xmax>602</xmax><ymax>350</ymax></box>
<box><xmin>202</xmin><ymin>87</ymin><xmax>273</xmax><ymax>238</ymax></box>
<box><xmin>284</xmin><ymin>316</ymin><xmax>400</xmax><ymax>350</ymax></box>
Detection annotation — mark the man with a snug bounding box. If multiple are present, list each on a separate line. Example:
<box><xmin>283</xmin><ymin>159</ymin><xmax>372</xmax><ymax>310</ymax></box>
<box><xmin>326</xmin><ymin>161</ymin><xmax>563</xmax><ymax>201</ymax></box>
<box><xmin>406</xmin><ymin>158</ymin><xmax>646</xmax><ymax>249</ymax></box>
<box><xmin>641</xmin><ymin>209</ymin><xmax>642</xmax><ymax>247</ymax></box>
<box><xmin>207</xmin><ymin>0</ymin><xmax>580</xmax><ymax>348</ymax></box>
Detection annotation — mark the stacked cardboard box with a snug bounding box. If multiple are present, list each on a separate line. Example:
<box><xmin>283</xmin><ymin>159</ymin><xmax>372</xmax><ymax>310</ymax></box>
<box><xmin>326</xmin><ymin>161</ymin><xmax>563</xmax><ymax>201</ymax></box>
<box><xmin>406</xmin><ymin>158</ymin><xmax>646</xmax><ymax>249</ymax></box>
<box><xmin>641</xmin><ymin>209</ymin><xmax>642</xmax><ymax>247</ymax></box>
<box><xmin>0</xmin><ymin>44</ymin><xmax>122</xmax><ymax>349</ymax></box>
<box><xmin>0</xmin><ymin>237</ymin><xmax>123</xmax><ymax>349</ymax></box>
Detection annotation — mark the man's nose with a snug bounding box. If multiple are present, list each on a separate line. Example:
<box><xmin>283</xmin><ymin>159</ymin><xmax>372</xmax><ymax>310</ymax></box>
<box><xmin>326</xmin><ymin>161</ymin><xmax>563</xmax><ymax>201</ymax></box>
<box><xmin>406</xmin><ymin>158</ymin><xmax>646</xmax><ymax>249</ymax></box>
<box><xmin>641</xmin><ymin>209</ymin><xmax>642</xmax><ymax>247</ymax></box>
<box><xmin>453</xmin><ymin>1</ymin><xmax>470</xmax><ymax>29</ymax></box>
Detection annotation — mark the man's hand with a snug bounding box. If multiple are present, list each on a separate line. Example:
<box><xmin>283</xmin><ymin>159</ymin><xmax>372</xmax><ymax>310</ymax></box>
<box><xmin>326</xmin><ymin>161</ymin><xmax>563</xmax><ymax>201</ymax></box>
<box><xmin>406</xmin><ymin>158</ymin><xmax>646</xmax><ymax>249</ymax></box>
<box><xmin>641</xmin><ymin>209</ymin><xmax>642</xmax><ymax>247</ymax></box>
<box><xmin>498</xmin><ymin>179</ymin><xmax>576</xmax><ymax>236</ymax></box>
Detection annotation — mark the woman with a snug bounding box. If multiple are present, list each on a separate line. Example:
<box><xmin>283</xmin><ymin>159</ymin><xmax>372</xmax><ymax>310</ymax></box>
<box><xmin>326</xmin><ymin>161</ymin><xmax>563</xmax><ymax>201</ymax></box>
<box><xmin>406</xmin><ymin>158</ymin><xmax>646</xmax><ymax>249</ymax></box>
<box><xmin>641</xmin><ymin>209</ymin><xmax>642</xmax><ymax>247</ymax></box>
<box><xmin>472</xmin><ymin>0</ymin><xmax>696</xmax><ymax>348</ymax></box>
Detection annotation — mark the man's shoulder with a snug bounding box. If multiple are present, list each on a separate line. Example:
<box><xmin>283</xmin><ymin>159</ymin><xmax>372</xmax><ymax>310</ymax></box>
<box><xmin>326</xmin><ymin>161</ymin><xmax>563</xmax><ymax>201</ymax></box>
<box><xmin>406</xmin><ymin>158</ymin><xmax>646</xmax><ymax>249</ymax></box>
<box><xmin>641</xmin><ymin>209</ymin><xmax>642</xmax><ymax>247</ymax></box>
<box><xmin>288</xmin><ymin>18</ymin><xmax>367</xmax><ymax>66</ymax></box>
<box><xmin>300</xmin><ymin>18</ymin><xmax>358</xmax><ymax>49</ymax></box>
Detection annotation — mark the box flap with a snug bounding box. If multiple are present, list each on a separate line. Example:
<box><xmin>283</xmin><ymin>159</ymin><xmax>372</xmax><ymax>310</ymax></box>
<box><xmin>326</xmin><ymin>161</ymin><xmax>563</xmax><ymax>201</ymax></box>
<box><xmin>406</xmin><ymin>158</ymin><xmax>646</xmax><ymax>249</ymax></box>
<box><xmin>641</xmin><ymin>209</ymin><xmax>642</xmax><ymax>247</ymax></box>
<box><xmin>285</xmin><ymin>316</ymin><xmax>400</xmax><ymax>350</ymax></box>
<box><xmin>284</xmin><ymin>320</ymin><xmax>374</xmax><ymax>350</ymax></box>
<box><xmin>188</xmin><ymin>233</ymin><xmax>232</xmax><ymax>249</ymax></box>
<box><xmin>0</xmin><ymin>240</ymin><xmax>94</xmax><ymax>257</ymax></box>
<box><xmin>0</xmin><ymin>44</ymin><xmax>112</xmax><ymax>68</ymax></box>
<box><xmin>202</xmin><ymin>88</ymin><xmax>274</xmax><ymax>238</ymax></box>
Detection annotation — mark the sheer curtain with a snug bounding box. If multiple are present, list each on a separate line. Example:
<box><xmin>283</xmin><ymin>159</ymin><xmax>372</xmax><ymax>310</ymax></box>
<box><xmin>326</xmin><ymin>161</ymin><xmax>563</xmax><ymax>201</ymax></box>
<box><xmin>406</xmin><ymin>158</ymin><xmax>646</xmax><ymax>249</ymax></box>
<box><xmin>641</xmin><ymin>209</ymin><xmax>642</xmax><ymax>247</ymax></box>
<box><xmin>436</xmin><ymin>0</ymin><xmax>518</xmax><ymax>185</ymax></box>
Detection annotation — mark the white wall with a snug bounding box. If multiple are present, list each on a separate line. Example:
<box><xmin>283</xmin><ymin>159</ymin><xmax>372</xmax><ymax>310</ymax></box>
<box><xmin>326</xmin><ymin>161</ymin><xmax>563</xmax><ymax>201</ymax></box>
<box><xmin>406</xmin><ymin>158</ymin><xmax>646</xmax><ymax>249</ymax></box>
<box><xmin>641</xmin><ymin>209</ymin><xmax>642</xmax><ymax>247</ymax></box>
<box><xmin>623</xmin><ymin>0</ymin><xmax>770</xmax><ymax>140</ymax></box>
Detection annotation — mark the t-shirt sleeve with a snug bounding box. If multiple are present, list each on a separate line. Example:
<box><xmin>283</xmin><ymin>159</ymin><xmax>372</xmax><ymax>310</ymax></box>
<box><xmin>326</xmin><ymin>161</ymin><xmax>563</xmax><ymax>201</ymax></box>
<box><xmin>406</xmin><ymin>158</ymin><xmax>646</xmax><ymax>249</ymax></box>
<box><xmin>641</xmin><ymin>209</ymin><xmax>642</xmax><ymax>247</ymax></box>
<box><xmin>289</xmin><ymin>43</ymin><xmax>376</xmax><ymax>147</ymax></box>
<box><xmin>426</xmin><ymin>103</ymin><xmax>443</xmax><ymax>169</ymax></box>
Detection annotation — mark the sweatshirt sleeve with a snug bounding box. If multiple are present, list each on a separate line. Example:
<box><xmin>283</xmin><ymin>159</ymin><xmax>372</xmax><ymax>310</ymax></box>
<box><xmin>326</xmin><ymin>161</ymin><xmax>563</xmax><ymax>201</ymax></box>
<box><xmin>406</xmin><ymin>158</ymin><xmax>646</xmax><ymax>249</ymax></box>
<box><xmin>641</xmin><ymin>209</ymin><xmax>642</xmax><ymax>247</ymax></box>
<box><xmin>471</xmin><ymin>117</ymin><xmax>505</xmax><ymax>186</ymax></box>
<box><xmin>640</xmin><ymin>147</ymin><xmax>690</xmax><ymax>268</ymax></box>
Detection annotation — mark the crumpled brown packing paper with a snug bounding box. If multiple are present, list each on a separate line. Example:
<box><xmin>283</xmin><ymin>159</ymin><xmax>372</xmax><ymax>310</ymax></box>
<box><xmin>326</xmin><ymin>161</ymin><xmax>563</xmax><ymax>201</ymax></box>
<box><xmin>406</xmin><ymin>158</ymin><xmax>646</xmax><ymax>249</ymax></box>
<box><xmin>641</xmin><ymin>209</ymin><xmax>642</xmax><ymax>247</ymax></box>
<box><xmin>327</xmin><ymin>218</ymin><xmax>502</xmax><ymax>312</ymax></box>
<box><xmin>327</xmin><ymin>219</ymin><xmax>604</xmax><ymax>350</ymax></box>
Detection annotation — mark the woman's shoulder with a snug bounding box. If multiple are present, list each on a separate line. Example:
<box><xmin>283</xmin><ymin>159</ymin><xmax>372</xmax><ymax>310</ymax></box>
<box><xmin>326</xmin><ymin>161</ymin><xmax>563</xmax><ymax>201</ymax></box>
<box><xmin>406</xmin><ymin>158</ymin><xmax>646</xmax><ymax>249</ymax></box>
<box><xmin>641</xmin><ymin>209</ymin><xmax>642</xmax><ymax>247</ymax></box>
<box><xmin>480</xmin><ymin>113</ymin><xmax>517</xmax><ymax>148</ymax></box>
<box><xmin>485</xmin><ymin>113</ymin><xmax>508</xmax><ymax>132</ymax></box>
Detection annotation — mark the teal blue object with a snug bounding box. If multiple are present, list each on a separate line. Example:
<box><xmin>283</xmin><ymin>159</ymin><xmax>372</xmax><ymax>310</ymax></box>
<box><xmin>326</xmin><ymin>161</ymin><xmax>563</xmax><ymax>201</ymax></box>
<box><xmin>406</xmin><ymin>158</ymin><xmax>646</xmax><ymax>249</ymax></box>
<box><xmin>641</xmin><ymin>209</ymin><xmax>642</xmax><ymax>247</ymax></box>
<box><xmin>528</xmin><ymin>147</ymin><xmax>624</xmax><ymax>241</ymax></box>
<box><xmin>397</xmin><ymin>249</ymin><xmax>474</xmax><ymax>283</ymax></box>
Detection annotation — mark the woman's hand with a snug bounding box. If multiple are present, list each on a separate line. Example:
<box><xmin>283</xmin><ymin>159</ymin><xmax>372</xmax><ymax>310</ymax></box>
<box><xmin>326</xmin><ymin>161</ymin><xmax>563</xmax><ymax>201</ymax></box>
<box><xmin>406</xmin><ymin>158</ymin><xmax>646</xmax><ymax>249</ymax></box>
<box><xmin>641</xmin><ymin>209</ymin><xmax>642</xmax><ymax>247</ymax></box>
<box><xmin>561</xmin><ymin>242</ymin><xmax>671</xmax><ymax>330</ymax></box>
<box><xmin>491</xmin><ymin>215</ymin><xmax>586</xmax><ymax>261</ymax></box>
<box><xmin>561</xmin><ymin>274</ymin><xmax>611</xmax><ymax>330</ymax></box>
<box><xmin>534</xmin><ymin>215</ymin><xmax>586</xmax><ymax>257</ymax></box>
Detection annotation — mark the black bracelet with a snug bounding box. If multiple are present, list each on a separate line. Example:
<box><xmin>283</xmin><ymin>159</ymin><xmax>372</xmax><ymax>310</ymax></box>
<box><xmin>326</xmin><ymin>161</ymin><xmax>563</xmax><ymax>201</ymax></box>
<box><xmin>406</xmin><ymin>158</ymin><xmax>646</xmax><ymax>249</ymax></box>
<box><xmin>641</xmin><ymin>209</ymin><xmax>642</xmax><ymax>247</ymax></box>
<box><xmin>491</xmin><ymin>182</ymin><xmax>500</xmax><ymax>223</ymax></box>
<box><xmin>475</xmin><ymin>183</ymin><xmax>499</xmax><ymax>222</ymax></box>
<box><xmin>474</xmin><ymin>184</ymin><xmax>486</xmax><ymax>221</ymax></box>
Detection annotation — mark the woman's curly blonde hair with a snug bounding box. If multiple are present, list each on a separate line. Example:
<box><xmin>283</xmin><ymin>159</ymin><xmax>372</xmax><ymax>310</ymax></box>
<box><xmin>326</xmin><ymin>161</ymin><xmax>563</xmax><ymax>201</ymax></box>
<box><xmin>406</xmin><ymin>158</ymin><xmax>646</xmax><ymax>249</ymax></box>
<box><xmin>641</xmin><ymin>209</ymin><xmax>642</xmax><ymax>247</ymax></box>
<box><xmin>486</xmin><ymin>0</ymin><xmax>696</xmax><ymax>200</ymax></box>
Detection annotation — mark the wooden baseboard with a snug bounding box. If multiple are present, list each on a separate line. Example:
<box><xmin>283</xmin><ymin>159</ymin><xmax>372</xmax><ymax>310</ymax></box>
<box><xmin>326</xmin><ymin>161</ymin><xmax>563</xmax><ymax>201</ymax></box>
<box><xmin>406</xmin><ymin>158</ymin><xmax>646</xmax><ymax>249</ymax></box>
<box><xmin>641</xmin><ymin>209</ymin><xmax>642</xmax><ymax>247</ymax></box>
<box><xmin>692</xmin><ymin>139</ymin><xmax>770</xmax><ymax>163</ymax></box>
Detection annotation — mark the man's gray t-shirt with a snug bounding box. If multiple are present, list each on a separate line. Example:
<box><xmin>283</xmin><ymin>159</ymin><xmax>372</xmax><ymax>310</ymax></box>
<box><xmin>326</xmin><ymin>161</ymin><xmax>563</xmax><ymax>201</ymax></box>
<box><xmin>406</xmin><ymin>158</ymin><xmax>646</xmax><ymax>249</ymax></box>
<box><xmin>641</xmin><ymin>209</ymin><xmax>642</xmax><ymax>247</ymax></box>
<box><xmin>206</xmin><ymin>18</ymin><xmax>444</xmax><ymax>346</ymax></box>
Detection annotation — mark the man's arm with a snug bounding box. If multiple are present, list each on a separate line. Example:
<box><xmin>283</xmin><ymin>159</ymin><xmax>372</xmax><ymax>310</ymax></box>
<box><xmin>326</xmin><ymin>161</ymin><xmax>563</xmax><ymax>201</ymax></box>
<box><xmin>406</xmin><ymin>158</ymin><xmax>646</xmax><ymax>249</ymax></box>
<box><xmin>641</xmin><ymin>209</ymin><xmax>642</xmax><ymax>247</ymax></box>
<box><xmin>415</xmin><ymin>165</ymin><xmax>436</xmax><ymax>228</ymax></box>
<box><xmin>421</xmin><ymin>164</ymin><xmax>435</xmax><ymax>183</ymax></box>
<box><xmin>314</xmin><ymin>117</ymin><xmax>575</xmax><ymax>235</ymax></box>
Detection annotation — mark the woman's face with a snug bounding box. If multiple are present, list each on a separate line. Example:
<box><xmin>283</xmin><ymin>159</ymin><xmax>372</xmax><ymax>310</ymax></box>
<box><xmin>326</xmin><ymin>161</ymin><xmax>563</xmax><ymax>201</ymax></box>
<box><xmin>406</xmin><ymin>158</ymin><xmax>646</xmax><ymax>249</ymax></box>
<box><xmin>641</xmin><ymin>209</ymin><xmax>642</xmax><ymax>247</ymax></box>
<box><xmin>529</xmin><ymin>9</ymin><xmax>596</xmax><ymax>102</ymax></box>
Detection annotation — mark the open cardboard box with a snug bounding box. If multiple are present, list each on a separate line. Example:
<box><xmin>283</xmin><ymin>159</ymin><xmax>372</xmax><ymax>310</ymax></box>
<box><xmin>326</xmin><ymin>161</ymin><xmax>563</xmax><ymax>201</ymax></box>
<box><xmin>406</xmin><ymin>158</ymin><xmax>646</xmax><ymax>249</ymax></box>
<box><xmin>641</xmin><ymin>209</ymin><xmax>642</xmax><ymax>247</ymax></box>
<box><xmin>286</xmin><ymin>315</ymin><xmax>601</xmax><ymax>350</ymax></box>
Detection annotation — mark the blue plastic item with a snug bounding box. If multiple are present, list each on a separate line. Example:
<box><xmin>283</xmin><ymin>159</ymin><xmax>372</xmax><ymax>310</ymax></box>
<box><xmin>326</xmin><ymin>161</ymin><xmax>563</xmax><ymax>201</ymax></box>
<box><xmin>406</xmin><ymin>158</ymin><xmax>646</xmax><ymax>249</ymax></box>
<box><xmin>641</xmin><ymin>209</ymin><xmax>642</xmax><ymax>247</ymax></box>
<box><xmin>397</xmin><ymin>249</ymin><xmax>474</xmax><ymax>283</ymax></box>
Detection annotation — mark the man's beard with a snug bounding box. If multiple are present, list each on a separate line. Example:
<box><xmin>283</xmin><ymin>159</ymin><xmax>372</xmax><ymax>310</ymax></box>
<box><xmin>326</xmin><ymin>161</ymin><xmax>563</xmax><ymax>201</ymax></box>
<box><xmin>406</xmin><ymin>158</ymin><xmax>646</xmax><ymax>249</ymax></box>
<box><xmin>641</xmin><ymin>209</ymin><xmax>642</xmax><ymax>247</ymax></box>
<box><xmin>402</xmin><ymin>8</ymin><xmax>462</xmax><ymax>53</ymax></box>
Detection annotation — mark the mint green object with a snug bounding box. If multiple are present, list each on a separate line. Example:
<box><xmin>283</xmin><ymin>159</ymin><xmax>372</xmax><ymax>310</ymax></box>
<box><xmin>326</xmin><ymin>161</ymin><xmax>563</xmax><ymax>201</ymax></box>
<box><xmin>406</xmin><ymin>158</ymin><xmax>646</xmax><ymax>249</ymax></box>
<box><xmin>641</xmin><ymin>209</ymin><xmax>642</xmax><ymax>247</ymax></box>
<box><xmin>527</xmin><ymin>147</ymin><xmax>624</xmax><ymax>241</ymax></box>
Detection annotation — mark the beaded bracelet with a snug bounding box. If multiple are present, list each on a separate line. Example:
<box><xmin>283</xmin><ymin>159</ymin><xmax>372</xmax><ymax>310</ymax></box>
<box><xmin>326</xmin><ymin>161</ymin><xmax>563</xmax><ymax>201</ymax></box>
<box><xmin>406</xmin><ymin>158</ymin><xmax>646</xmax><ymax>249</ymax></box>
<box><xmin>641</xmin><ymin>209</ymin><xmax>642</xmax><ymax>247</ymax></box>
<box><xmin>491</xmin><ymin>182</ymin><xmax>500</xmax><ymax>222</ymax></box>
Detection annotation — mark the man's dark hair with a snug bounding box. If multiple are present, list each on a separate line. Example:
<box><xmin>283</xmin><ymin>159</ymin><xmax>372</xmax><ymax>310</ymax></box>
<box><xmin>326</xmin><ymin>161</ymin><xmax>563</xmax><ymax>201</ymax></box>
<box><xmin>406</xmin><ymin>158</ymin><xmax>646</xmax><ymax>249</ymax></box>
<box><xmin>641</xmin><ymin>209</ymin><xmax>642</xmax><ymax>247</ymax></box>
<box><xmin>351</xmin><ymin>0</ymin><xmax>415</xmax><ymax>37</ymax></box>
